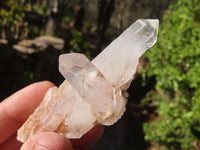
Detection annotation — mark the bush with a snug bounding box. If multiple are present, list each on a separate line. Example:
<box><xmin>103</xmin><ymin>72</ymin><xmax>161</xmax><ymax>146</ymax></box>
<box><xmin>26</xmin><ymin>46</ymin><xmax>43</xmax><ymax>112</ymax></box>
<box><xmin>0</xmin><ymin>0</ymin><xmax>49</xmax><ymax>40</ymax></box>
<box><xmin>0</xmin><ymin>0</ymin><xmax>29</xmax><ymax>40</ymax></box>
<box><xmin>142</xmin><ymin>0</ymin><xmax>200</xmax><ymax>149</ymax></box>
<box><xmin>69</xmin><ymin>30</ymin><xmax>91</xmax><ymax>59</ymax></box>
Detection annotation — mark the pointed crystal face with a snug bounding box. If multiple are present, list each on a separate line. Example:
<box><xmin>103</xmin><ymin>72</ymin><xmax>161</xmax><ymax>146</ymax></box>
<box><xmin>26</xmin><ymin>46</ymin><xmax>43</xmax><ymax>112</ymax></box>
<box><xmin>59</xmin><ymin>53</ymin><xmax>97</xmax><ymax>92</ymax></box>
<box><xmin>92</xmin><ymin>19</ymin><xmax>159</xmax><ymax>88</ymax></box>
<box><xmin>59</xmin><ymin>53</ymin><xmax>117</xmax><ymax>121</ymax></box>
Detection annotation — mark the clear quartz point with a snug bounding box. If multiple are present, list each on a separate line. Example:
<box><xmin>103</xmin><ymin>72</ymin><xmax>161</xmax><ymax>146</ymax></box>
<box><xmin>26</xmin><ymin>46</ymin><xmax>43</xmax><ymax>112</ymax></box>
<box><xmin>59</xmin><ymin>53</ymin><xmax>120</xmax><ymax>123</ymax></box>
<box><xmin>17</xmin><ymin>19</ymin><xmax>159</xmax><ymax>142</ymax></box>
<box><xmin>92</xmin><ymin>19</ymin><xmax>159</xmax><ymax>88</ymax></box>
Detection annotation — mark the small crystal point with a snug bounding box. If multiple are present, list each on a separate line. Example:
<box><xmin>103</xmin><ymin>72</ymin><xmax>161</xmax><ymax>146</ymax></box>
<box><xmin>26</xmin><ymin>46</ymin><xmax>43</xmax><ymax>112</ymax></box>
<box><xmin>59</xmin><ymin>53</ymin><xmax>121</xmax><ymax>123</ymax></box>
<box><xmin>92</xmin><ymin>19</ymin><xmax>159</xmax><ymax>88</ymax></box>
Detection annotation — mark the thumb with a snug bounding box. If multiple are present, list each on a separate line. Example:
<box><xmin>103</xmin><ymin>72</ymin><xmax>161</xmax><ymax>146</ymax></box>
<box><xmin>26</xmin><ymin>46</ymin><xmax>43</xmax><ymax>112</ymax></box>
<box><xmin>20</xmin><ymin>132</ymin><xmax>73</xmax><ymax>150</ymax></box>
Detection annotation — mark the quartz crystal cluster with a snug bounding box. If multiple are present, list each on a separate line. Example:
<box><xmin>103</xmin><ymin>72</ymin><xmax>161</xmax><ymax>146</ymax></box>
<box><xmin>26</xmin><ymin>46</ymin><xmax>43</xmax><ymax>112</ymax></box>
<box><xmin>17</xmin><ymin>19</ymin><xmax>159</xmax><ymax>143</ymax></box>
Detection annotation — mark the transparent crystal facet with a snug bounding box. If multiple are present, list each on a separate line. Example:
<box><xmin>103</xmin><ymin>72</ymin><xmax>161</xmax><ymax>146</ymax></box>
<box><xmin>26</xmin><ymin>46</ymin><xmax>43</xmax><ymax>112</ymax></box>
<box><xmin>59</xmin><ymin>53</ymin><xmax>117</xmax><ymax>122</ymax></box>
<box><xmin>92</xmin><ymin>19</ymin><xmax>159</xmax><ymax>88</ymax></box>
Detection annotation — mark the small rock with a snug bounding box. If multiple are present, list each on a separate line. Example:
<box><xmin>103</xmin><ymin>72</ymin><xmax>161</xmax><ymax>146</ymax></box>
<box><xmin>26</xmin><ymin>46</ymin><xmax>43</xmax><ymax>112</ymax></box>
<box><xmin>13</xmin><ymin>36</ymin><xmax>64</xmax><ymax>54</ymax></box>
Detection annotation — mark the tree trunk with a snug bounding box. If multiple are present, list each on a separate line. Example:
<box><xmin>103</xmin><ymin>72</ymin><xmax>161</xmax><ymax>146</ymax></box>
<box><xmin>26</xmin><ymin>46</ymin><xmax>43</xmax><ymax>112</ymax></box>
<box><xmin>45</xmin><ymin>0</ymin><xmax>58</xmax><ymax>35</ymax></box>
<box><xmin>45</xmin><ymin>0</ymin><xmax>72</xmax><ymax>35</ymax></box>
<box><xmin>74</xmin><ymin>0</ymin><xmax>85</xmax><ymax>31</ymax></box>
<box><xmin>45</xmin><ymin>15</ymin><xmax>56</xmax><ymax>35</ymax></box>
<box><xmin>96</xmin><ymin>0</ymin><xmax>115</xmax><ymax>53</ymax></box>
<box><xmin>116</xmin><ymin>0</ymin><xmax>126</xmax><ymax>32</ymax></box>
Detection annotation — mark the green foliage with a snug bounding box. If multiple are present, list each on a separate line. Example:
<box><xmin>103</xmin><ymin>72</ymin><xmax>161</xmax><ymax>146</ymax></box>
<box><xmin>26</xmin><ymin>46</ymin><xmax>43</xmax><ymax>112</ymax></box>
<box><xmin>142</xmin><ymin>0</ymin><xmax>200</xmax><ymax>149</ymax></box>
<box><xmin>0</xmin><ymin>0</ymin><xmax>49</xmax><ymax>40</ymax></box>
<box><xmin>0</xmin><ymin>0</ymin><xmax>29</xmax><ymax>40</ymax></box>
<box><xmin>19</xmin><ymin>71</ymin><xmax>34</xmax><ymax>85</ymax></box>
<box><xmin>32</xmin><ymin>3</ymin><xmax>49</xmax><ymax>16</ymax></box>
<box><xmin>62</xmin><ymin>16</ymin><xmax>73</xmax><ymax>24</ymax></box>
<box><xmin>69</xmin><ymin>30</ymin><xmax>91</xmax><ymax>59</ymax></box>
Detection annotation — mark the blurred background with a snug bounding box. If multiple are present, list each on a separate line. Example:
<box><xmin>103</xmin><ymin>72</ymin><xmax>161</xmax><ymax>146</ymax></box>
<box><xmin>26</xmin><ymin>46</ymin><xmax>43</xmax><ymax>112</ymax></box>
<box><xmin>0</xmin><ymin>0</ymin><xmax>200</xmax><ymax>149</ymax></box>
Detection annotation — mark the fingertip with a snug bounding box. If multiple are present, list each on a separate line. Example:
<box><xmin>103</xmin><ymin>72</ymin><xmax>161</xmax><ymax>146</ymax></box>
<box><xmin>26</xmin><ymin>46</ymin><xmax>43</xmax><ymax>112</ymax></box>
<box><xmin>27</xmin><ymin>81</ymin><xmax>55</xmax><ymax>95</ymax></box>
<box><xmin>0</xmin><ymin>81</ymin><xmax>55</xmax><ymax>144</ymax></box>
<box><xmin>36</xmin><ymin>81</ymin><xmax>55</xmax><ymax>88</ymax></box>
<box><xmin>2</xmin><ymin>81</ymin><xmax>55</xmax><ymax>104</ymax></box>
<box><xmin>70</xmin><ymin>125</ymin><xmax>104</xmax><ymax>149</ymax></box>
<box><xmin>21</xmin><ymin>132</ymin><xmax>73</xmax><ymax>150</ymax></box>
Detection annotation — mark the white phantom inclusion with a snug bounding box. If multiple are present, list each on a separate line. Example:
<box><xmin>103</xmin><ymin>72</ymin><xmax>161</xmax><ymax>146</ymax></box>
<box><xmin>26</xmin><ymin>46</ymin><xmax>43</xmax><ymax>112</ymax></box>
<box><xmin>17</xmin><ymin>19</ymin><xmax>159</xmax><ymax>143</ymax></box>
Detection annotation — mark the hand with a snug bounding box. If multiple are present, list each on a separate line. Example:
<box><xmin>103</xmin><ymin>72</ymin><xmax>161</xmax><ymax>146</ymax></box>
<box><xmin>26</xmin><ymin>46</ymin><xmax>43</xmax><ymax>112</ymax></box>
<box><xmin>0</xmin><ymin>81</ymin><xmax>104</xmax><ymax>150</ymax></box>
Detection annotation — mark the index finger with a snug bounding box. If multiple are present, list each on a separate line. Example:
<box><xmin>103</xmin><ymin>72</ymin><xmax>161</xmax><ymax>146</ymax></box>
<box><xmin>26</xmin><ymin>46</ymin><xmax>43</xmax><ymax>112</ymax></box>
<box><xmin>0</xmin><ymin>81</ymin><xmax>54</xmax><ymax>144</ymax></box>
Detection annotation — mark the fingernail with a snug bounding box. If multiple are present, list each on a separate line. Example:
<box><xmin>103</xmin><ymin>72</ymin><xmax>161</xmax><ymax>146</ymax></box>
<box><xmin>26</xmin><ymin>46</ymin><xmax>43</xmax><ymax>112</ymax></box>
<box><xmin>34</xmin><ymin>144</ymin><xmax>49</xmax><ymax>150</ymax></box>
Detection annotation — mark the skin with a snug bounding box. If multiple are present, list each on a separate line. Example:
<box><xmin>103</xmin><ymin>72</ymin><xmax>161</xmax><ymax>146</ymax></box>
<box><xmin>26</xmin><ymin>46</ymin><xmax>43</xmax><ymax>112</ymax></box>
<box><xmin>0</xmin><ymin>81</ymin><xmax>104</xmax><ymax>150</ymax></box>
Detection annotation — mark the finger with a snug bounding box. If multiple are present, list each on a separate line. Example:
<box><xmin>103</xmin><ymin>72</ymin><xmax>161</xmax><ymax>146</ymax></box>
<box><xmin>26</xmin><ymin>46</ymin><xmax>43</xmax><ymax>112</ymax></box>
<box><xmin>0</xmin><ymin>81</ymin><xmax>54</xmax><ymax>144</ymax></box>
<box><xmin>70</xmin><ymin>125</ymin><xmax>104</xmax><ymax>149</ymax></box>
<box><xmin>21</xmin><ymin>132</ymin><xmax>73</xmax><ymax>150</ymax></box>
<box><xmin>0</xmin><ymin>133</ymin><xmax>22</xmax><ymax>150</ymax></box>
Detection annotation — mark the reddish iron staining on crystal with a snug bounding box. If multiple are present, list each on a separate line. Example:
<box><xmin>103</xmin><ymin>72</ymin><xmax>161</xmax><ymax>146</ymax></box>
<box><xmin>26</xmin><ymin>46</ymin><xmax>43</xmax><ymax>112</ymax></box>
<box><xmin>96</xmin><ymin>72</ymin><xmax>104</xmax><ymax>78</ymax></box>
<box><xmin>55</xmin><ymin>120</ymin><xmax>68</xmax><ymax>133</ymax></box>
